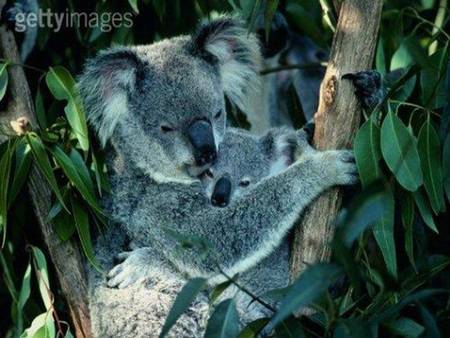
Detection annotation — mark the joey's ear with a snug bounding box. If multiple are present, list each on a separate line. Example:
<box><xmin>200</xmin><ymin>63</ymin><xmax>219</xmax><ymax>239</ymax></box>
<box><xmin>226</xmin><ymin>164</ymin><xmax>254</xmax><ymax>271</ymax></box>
<box><xmin>77</xmin><ymin>48</ymin><xmax>145</xmax><ymax>147</ymax></box>
<box><xmin>192</xmin><ymin>16</ymin><xmax>262</xmax><ymax>112</ymax></box>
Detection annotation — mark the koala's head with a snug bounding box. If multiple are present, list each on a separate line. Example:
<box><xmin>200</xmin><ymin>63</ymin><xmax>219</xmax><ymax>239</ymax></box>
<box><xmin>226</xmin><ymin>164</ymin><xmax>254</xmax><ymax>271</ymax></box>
<box><xmin>78</xmin><ymin>17</ymin><xmax>261</xmax><ymax>183</ymax></box>
<box><xmin>200</xmin><ymin>128</ymin><xmax>297</xmax><ymax>207</ymax></box>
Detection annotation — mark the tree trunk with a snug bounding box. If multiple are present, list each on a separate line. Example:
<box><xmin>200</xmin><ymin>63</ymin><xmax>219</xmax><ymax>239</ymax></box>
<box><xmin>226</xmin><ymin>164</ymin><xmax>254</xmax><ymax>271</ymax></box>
<box><xmin>289</xmin><ymin>0</ymin><xmax>383</xmax><ymax>279</ymax></box>
<box><xmin>0</xmin><ymin>4</ymin><xmax>92</xmax><ymax>337</ymax></box>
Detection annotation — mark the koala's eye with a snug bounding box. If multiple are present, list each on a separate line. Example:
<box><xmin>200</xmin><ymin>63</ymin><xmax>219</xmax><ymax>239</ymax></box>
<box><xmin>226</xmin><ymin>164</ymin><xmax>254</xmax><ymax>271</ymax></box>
<box><xmin>239</xmin><ymin>179</ymin><xmax>250</xmax><ymax>187</ymax></box>
<box><xmin>160</xmin><ymin>125</ymin><xmax>176</xmax><ymax>133</ymax></box>
<box><xmin>214</xmin><ymin>110</ymin><xmax>222</xmax><ymax>119</ymax></box>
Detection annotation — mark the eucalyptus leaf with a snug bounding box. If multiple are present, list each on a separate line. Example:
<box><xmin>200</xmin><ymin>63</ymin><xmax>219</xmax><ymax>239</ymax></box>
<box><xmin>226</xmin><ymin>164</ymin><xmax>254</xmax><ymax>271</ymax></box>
<box><xmin>443</xmin><ymin>134</ymin><xmax>450</xmax><ymax>202</ymax></box>
<box><xmin>46</xmin><ymin>66</ymin><xmax>89</xmax><ymax>151</ymax></box>
<box><xmin>205</xmin><ymin>298</ymin><xmax>240</xmax><ymax>338</ymax></box>
<box><xmin>30</xmin><ymin>246</ymin><xmax>52</xmax><ymax>310</ymax></box>
<box><xmin>9</xmin><ymin>139</ymin><xmax>32</xmax><ymax>207</ymax></box>
<box><xmin>354</xmin><ymin>118</ymin><xmax>383</xmax><ymax>187</ymax></box>
<box><xmin>70</xmin><ymin>196</ymin><xmax>102</xmax><ymax>272</ymax></box>
<box><xmin>0</xmin><ymin>62</ymin><xmax>9</xmax><ymax>101</ymax></box>
<box><xmin>51</xmin><ymin>145</ymin><xmax>103</xmax><ymax>216</ymax></box>
<box><xmin>160</xmin><ymin>278</ymin><xmax>207</xmax><ymax>338</ymax></box>
<box><xmin>372</xmin><ymin>185</ymin><xmax>397</xmax><ymax>279</ymax></box>
<box><xmin>269</xmin><ymin>264</ymin><xmax>342</xmax><ymax>329</ymax></box>
<box><xmin>380</xmin><ymin>110</ymin><xmax>423</xmax><ymax>191</ymax></box>
<box><xmin>400</xmin><ymin>190</ymin><xmax>416</xmax><ymax>270</ymax></box>
<box><xmin>417</xmin><ymin>118</ymin><xmax>445</xmax><ymax>214</ymax></box>
<box><xmin>238</xmin><ymin>318</ymin><xmax>269</xmax><ymax>338</ymax></box>
<box><xmin>17</xmin><ymin>261</ymin><xmax>32</xmax><ymax>334</ymax></box>
<box><xmin>413</xmin><ymin>190</ymin><xmax>438</xmax><ymax>233</ymax></box>
<box><xmin>26</xmin><ymin>133</ymin><xmax>68</xmax><ymax>211</ymax></box>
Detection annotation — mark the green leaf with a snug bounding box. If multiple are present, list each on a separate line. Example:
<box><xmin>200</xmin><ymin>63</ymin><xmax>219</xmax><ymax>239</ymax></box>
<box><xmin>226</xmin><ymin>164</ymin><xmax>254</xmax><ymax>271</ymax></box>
<box><xmin>400</xmin><ymin>190</ymin><xmax>416</xmax><ymax>270</ymax></box>
<box><xmin>0</xmin><ymin>140</ymin><xmax>13</xmax><ymax>245</ymax></box>
<box><xmin>380</xmin><ymin>110</ymin><xmax>423</xmax><ymax>191</ymax></box>
<box><xmin>26</xmin><ymin>133</ymin><xmax>68</xmax><ymax>211</ymax></box>
<box><xmin>0</xmin><ymin>62</ymin><xmax>9</xmax><ymax>101</ymax></box>
<box><xmin>442</xmin><ymin>134</ymin><xmax>450</xmax><ymax>202</ymax></box>
<box><xmin>413</xmin><ymin>190</ymin><xmax>438</xmax><ymax>233</ymax></box>
<box><xmin>9</xmin><ymin>138</ymin><xmax>32</xmax><ymax>206</ymax></box>
<box><xmin>30</xmin><ymin>246</ymin><xmax>52</xmax><ymax>310</ymax></box>
<box><xmin>51</xmin><ymin>145</ymin><xmax>103</xmax><ymax>216</ymax></box>
<box><xmin>274</xmin><ymin>317</ymin><xmax>306</xmax><ymax>338</ymax></box>
<box><xmin>370</xmin><ymin>289</ymin><xmax>445</xmax><ymax>324</ymax></box>
<box><xmin>21</xmin><ymin>312</ymin><xmax>55</xmax><ymax>338</ymax></box>
<box><xmin>128</xmin><ymin>0</ymin><xmax>139</xmax><ymax>13</ymax></box>
<box><xmin>210</xmin><ymin>279</ymin><xmax>233</xmax><ymax>303</ymax></box>
<box><xmin>373</xmin><ymin>185</ymin><xmax>397</xmax><ymax>279</ymax></box>
<box><xmin>46</xmin><ymin>66</ymin><xmax>89</xmax><ymax>151</ymax></box>
<box><xmin>205</xmin><ymin>298</ymin><xmax>240</xmax><ymax>338</ymax></box>
<box><xmin>17</xmin><ymin>261</ymin><xmax>32</xmax><ymax>334</ymax></box>
<box><xmin>420</xmin><ymin>48</ymin><xmax>448</xmax><ymax>109</ymax></box>
<box><xmin>376</xmin><ymin>37</ymin><xmax>387</xmax><ymax>75</ymax></box>
<box><xmin>390</xmin><ymin>36</ymin><xmax>429</xmax><ymax>71</ymax></box>
<box><xmin>69</xmin><ymin>148</ymin><xmax>96</xmax><ymax>198</ymax></box>
<box><xmin>160</xmin><ymin>277</ymin><xmax>207</xmax><ymax>338</ymax></box>
<box><xmin>238</xmin><ymin>318</ymin><xmax>269</xmax><ymax>338</ymax></box>
<box><xmin>354</xmin><ymin>119</ymin><xmax>383</xmax><ymax>187</ymax></box>
<box><xmin>53</xmin><ymin>207</ymin><xmax>76</xmax><ymax>242</ymax></box>
<box><xmin>35</xmin><ymin>87</ymin><xmax>47</xmax><ymax>129</ymax></box>
<box><xmin>333</xmin><ymin>318</ymin><xmax>372</xmax><ymax>338</ymax></box>
<box><xmin>71</xmin><ymin>196</ymin><xmax>102</xmax><ymax>272</ymax></box>
<box><xmin>418</xmin><ymin>304</ymin><xmax>441</xmax><ymax>338</ymax></box>
<box><xmin>417</xmin><ymin>118</ymin><xmax>445</xmax><ymax>214</ymax></box>
<box><xmin>269</xmin><ymin>264</ymin><xmax>342</xmax><ymax>329</ymax></box>
<box><xmin>385</xmin><ymin>317</ymin><xmax>424</xmax><ymax>337</ymax></box>
<box><xmin>263</xmin><ymin>0</ymin><xmax>280</xmax><ymax>41</ymax></box>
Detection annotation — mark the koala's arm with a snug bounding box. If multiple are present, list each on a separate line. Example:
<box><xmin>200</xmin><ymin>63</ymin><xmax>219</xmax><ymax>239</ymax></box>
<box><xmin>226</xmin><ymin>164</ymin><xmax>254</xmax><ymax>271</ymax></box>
<box><xmin>129</xmin><ymin>148</ymin><xmax>357</xmax><ymax>283</ymax></box>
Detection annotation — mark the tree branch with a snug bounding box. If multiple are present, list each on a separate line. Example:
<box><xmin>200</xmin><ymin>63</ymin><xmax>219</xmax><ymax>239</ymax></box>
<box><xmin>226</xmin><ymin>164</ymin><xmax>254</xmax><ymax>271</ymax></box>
<box><xmin>0</xmin><ymin>3</ymin><xmax>92</xmax><ymax>336</ymax></box>
<box><xmin>289</xmin><ymin>0</ymin><xmax>383</xmax><ymax>279</ymax></box>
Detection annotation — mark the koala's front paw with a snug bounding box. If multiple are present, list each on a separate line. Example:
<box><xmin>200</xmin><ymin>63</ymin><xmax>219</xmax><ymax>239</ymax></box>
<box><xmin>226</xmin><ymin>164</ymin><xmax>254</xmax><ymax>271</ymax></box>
<box><xmin>342</xmin><ymin>70</ymin><xmax>383</xmax><ymax>111</ymax></box>
<box><xmin>107</xmin><ymin>248</ymin><xmax>152</xmax><ymax>289</ymax></box>
<box><xmin>323</xmin><ymin>150</ymin><xmax>358</xmax><ymax>186</ymax></box>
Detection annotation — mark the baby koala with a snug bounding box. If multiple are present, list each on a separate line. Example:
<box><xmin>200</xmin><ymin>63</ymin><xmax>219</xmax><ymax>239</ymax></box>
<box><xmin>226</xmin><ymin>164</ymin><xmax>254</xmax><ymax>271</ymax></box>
<box><xmin>106</xmin><ymin>124</ymin><xmax>314</xmax><ymax>289</ymax></box>
<box><xmin>199</xmin><ymin>124</ymin><xmax>313</xmax><ymax>207</ymax></box>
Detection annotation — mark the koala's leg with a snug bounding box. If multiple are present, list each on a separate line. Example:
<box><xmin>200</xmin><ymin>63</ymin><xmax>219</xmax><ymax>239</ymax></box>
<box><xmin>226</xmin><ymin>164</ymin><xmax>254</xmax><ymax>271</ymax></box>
<box><xmin>342</xmin><ymin>70</ymin><xmax>384</xmax><ymax>111</ymax></box>
<box><xmin>89</xmin><ymin>226</ymin><xmax>209</xmax><ymax>338</ymax></box>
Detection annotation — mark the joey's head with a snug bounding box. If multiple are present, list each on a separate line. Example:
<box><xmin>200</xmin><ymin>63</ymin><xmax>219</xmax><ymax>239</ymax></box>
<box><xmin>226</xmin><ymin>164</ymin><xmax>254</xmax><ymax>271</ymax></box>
<box><xmin>200</xmin><ymin>128</ymin><xmax>297</xmax><ymax>207</ymax></box>
<box><xmin>78</xmin><ymin>16</ymin><xmax>261</xmax><ymax>183</ymax></box>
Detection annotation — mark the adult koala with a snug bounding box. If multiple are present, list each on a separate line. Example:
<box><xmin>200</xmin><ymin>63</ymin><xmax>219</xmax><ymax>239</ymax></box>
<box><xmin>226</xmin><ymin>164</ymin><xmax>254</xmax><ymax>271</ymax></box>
<box><xmin>80</xmin><ymin>16</ymin><xmax>262</xmax><ymax>337</ymax></box>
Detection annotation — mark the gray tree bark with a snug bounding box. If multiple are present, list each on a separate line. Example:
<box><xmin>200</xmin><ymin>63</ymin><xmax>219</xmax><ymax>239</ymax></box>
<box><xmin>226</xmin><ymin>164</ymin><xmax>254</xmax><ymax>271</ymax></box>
<box><xmin>289</xmin><ymin>0</ymin><xmax>384</xmax><ymax>279</ymax></box>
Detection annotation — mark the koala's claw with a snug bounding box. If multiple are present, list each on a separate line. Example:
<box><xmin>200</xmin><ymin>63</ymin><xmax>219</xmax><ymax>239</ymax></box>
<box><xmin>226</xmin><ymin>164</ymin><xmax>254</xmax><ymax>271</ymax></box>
<box><xmin>328</xmin><ymin>150</ymin><xmax>359</xmax><ymax>186</ymax></box>
<box><xmin>342</xmin><ymin>70</ymin><xmax>383</xmax><ymax>111</ymax></box>
<box><xmin>107</xmin><ymin>248</ymin><xmax>152</xmax><ymax>289</ymax></box>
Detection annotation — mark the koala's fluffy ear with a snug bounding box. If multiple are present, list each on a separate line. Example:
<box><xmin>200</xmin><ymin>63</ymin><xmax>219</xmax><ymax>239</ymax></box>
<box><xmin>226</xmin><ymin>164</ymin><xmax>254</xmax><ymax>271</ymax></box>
<box><xmin>77</xmin><ymin>48</ymin><xmax>145</xmax><ymax>147</ymax></box>
<box><xmin>192</xmin><ymin>16</ymin><xmax>262</xmax><ymax>112</ymax></box>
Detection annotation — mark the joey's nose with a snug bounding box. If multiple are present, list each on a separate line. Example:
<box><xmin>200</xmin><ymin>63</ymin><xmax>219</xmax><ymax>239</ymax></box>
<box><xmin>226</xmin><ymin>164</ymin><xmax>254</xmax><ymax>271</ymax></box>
<box><xmin>211</xmin><ymin>177</ymin><xmax>231</xmax><ymax>207</ymax></box>
<box><xmin>187</xmin><ymin>119</ymin><xmax>217</xmax><ymax>166</ymax></box>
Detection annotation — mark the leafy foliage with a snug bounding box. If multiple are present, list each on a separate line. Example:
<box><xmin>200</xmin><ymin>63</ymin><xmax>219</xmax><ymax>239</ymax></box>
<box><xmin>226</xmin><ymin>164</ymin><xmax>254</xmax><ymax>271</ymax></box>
<box><xmin>0</xmin><ymin>0</ymin><xmax>449</xmax><ymax>337</ymax></box>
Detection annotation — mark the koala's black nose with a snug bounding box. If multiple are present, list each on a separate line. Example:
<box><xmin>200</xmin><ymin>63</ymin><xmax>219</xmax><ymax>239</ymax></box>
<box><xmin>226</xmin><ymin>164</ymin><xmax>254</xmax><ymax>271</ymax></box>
<box><xmin>211</xmin><ymin>177</ymin><xmax>231</xmax><ymax>207</ymax></box>
<box><xmin>187</xmin><ymin>119</ymin><xmax>217</xmax><ymax>166</ymax></box>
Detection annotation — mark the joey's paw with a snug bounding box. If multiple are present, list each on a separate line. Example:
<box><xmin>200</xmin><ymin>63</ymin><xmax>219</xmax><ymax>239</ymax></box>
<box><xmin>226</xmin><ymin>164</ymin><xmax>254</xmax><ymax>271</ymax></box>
<box><xmin>325</xmin><ymin>150</ymin><xmax>358</xmax><ymax>186</ymax></box>
<box><xmin>106</xmin><ymin>249</ymin><xmax>151</xmax><ymax>289</ymax></box>
<box><xmin>342</xmin><ymin>70</ymin><xmax>383</xmax><ymax>111</ymax></box>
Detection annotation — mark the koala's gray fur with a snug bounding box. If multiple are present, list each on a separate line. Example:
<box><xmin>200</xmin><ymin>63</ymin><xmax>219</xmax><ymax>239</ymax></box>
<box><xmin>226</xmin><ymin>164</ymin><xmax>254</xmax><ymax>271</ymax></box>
<box><xmin>80</xmin><ymin>16</ymin><xmax>357</xmax><ymax>338</ymax></box>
